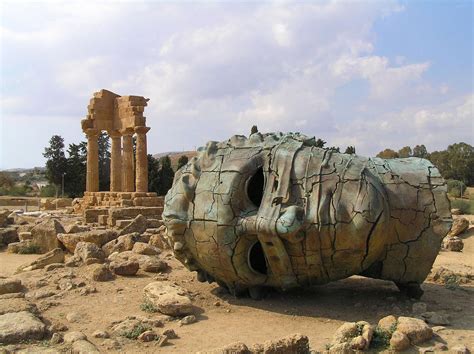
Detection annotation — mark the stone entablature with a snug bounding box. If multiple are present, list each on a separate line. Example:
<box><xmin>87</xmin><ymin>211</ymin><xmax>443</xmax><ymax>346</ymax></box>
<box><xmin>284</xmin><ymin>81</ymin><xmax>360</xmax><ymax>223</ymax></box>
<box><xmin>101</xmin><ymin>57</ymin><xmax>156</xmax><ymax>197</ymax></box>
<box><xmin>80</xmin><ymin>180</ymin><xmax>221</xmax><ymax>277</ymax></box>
<box><xmin>82</xmin><ymin>192</ymin><xmax>164</xmax><ymax>208</ymax></box>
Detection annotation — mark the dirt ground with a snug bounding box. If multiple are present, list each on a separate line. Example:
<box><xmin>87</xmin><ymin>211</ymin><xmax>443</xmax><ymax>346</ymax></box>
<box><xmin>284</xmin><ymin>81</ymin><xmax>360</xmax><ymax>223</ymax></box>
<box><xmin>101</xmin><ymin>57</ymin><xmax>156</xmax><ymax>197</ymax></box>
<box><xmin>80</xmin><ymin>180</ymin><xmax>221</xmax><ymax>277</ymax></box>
<box><xmin>0</xmin><ymin>221</ymin><xmax>473</xmax><ymax>353</ymax></box>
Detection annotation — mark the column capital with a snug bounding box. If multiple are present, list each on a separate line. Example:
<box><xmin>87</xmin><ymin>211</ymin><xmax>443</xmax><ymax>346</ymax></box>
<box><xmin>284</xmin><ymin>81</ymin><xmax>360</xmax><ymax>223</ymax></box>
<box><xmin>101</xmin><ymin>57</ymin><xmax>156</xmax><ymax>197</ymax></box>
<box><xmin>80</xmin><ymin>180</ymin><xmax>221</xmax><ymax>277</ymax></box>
<box><xmin>134</xmin><ymin>126</ymin><xmax>151</xmax><ymax>135</ymax></box>
<box><xmin>85</xmin><ymin>128</ymin><xmax>100</xmax><ymax>137</ymax></box>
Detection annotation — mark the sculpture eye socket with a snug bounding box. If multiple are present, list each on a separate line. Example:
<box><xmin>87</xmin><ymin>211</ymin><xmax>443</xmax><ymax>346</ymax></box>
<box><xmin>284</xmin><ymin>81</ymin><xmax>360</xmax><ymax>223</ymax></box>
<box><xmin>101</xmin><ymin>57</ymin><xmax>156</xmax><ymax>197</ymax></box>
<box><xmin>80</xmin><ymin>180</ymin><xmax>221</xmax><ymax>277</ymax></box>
<box><xmin>247</xmin><ymin>167</ymin><xmax>264</xmax><ymax>207</ymax></box>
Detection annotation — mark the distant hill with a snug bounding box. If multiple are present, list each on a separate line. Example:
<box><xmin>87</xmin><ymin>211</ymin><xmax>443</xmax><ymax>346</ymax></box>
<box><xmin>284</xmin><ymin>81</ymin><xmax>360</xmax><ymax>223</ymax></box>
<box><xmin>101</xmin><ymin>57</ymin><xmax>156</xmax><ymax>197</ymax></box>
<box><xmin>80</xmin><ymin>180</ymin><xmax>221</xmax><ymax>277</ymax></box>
<box><xmin>153</xmin><ymin>151</ymin><xmax>198</xmax><ymax>171</ymax></box>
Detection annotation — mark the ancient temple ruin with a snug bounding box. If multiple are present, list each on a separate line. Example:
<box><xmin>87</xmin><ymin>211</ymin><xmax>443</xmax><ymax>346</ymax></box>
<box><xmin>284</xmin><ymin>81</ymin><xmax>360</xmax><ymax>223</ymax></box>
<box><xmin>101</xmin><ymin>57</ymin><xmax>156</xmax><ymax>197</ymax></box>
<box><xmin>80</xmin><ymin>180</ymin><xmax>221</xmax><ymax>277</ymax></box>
<box><xmin>79</xmin><ymin>89</ymin><xmax>162</xmax><ymax>217</ymax></box>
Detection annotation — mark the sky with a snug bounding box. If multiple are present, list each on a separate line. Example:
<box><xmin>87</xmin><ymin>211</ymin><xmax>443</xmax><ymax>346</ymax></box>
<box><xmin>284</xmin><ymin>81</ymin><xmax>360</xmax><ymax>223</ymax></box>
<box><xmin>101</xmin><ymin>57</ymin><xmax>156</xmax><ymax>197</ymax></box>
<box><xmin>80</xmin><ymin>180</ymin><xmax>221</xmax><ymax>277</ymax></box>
<box><xmin>0</xmin><ymin>0</ymin><xmax>472</xmax><ymax>169</ymax></box>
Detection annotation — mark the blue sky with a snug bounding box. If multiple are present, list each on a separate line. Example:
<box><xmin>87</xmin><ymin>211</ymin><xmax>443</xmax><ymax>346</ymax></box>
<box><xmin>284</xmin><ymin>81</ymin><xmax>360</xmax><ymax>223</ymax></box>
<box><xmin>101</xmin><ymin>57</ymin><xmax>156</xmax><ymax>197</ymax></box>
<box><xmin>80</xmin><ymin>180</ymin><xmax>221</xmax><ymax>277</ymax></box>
<box><xmin>0</xmin><ymin>0</ymin><xmax>472</xmax><ymax>169</ymax></box>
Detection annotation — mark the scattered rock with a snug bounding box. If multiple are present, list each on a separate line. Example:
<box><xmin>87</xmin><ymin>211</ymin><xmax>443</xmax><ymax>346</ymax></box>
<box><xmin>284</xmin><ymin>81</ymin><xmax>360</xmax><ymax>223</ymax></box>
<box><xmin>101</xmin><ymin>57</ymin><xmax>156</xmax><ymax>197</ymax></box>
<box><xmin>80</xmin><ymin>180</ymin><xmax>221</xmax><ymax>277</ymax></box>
<box><xmin>92</xmin><ymin>330</ymin><xmax>110</xmax><ymax>339</ymax></box>
<box><xmin>30</xmin><ymin>219</ymin><xmax>65</xmax><ymax>253</ymax></box>
<box><xmin>138</xmin><ymin>330</ymin><xmax>157</xmax><ymax>342</ymax></box>
<box><xmin>66</xmin><ymin>312</ymin><xmax>82</xmax><ymax>323</ymax></box>
<box><xmin>74</xmin><ymin>241</ymin><xmax>105</xmax><ymax>263</ymax></box>
<box><xmin>72</xmin><ymin>339</ymin><xmax>99</xmax><ymax>353</ymax></box>
<box><xmin>101</xmin><ymin>339</ymin><xmax>121</xmax><ymax>350</ymax></box>
<box><xmin>102</xmin><ymin>233</ymin><xmax>138</xmax><ymax>256</ymax></box>
<box><xmin>443</xmin><ymin>236</ymin><xmax>464</xmax><ymax>252</ymax></box>
<box><xmin>396</xmin><ymin>316</ymin><xmax>433</xmax><ymax>344</ymax></box>
<box><xmin>87</xmin><ymin>264</ymin><xmax>115</xmax><ymax>282</ymax></box>
<box><xmin>139</xmin><ymin>257</ymin><xmax>168</xmax><ymax>273</ymax></box>
<box><xmin>0</xmin><ymin>278</ymin><xmax>23</xmax><ymax>295</ymax></box>
<box><xmin>109</xmin><ymin>260</ymin><xmax>139</xmax><ymax>276</ymax></box>
<box><xmin>50</xmin><ymin>332</ymin><xmax>63</xmax><ymax>344</ymax></box>
<box><xmin>132</xmin><ymin>242</ymin><xmax>160</xmax><ymax>255</ymax></box>
<box><xmin>143</xmin><ymin>282</ymin><xmax>195</xmax><ymax>316</ymax></box>
<box><xmin>215</xmin><ymin>342</ymin><xmax>250</xmax><ymax>354</ymax></box>
<box><xmin>180</xmin><ymin>315</ymin><xmax>197</xmax><ymax>325</ymax></box>
<box><xmin>448</xmin><ymin>217</ymin><xmax>469</xmax><ymax>237</ymax></box>
<box><xmin>262</xmin><ymin>333</ymin><xmax>309</xmax><ymax>354</ymax></box>
<box><xmin>451</xmin><ymin>208</ymin><xmax>462</xmax><ymax>215</ymax></box>
<box><xmin>0</xmin><ymin>311</ymin><xmax>46</xmax><ymax>344</ymax></box>
<box><xmin>163</xmin><ymin>329</ymin><xmax>178</xmax><ymax>339</ymax></box>
<box><xmin>0</xmin><ymin>298</ymin><xmax>38</xmax><ymax>315</ymax></box>
<box><xmin>390</xmin><ymin>330</ymin><xmax>410</xmax><ymax>351</ymax></box>
<box><xmin>119</xmin><ymin>214</ymin><xmax>148</xmax><ymax>235</ymax></box>
<box><xmin>63</xmin><ymin>331</ymin><xmax>87</xmax><ymax>343</ymax></box>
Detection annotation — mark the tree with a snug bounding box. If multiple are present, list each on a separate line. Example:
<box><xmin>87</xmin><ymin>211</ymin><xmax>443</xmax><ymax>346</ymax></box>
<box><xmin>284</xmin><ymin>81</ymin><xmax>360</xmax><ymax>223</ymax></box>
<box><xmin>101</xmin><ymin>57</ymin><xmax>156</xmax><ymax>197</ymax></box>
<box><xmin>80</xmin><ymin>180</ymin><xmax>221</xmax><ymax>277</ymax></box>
<box><xmin>177</xmin><ymin>155</ymin><xmax>189</xmax><ymax>170</ymax></box>
<box><xmin>0</xmin><ymin>172</ymin><xmax>14</xmax><ymax>189</ymax></box>
<box><xmin>376</xmin><ymin>149</ymin><xmax>399</xmax><ymax>159</ymax></box>
<box><xmin>148</xmin><ymin>154</ymin><xmax>160</xmax><ymax>194</ymax></box>
<box><xmin>43</xmin><ymin>135</ymin><xmax>68</xmax><ymax>196</ymax></box>
<box><xmin>156</xmin><ymin>155</ymin><xmax>175</xmax><ymax>196</ymax></box>
<box><xmin>429</xmin><ymin>142</ymin><xmax>474</xmax><ymax>186</ymax></box>
<box><xmin>398</xmin><ymin>146</ymin><xmax>412</xmax><ymax>158</ymax></box>
<box><xmin>412</xmin><ymin>145</ymin><xmax>428</xmax><ymax>158</ymax></box>
<box><xmin>315</xmin><ymin>138</ymin><xmax>326</xmax><ymax>148</ymax></box>
<box><xmin>344</xmin><ymin>146</ymin><xmax>356</xmax><ymax>154</ymax></box>
<box><xmin>250</xmin><ymin>125</ymin><xmax>259</xmax><ymax>135</ymax></box>
<box><xmin>97</xmin><ymin>132</ymin><xmax>111</xmax><ymax>191</ymax></box>
<box><xmin>64</xmin><ymin>142</ymin><xmax>87</xmax><ymax>197</ymax></box>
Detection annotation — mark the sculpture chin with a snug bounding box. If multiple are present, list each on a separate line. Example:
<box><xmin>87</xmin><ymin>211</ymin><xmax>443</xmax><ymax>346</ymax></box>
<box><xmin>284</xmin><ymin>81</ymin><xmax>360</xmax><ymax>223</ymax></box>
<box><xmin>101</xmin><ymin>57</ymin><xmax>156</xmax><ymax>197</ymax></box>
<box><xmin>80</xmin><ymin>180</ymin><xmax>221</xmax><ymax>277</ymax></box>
<box><xmin>163</xmin><ymin>132</ymin><xmax>452</xmax><ymax>299</ymax></box>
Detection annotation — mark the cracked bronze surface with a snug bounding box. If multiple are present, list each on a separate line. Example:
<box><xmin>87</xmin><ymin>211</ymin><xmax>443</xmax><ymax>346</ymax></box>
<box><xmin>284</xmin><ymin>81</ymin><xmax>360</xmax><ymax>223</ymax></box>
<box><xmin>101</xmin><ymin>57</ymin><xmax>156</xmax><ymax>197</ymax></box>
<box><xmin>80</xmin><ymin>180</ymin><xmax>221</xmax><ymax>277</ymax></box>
<box><xmin>162</xmin><ymin>132</ymin><xmax>452</xmax><ymax>297</ymax></box>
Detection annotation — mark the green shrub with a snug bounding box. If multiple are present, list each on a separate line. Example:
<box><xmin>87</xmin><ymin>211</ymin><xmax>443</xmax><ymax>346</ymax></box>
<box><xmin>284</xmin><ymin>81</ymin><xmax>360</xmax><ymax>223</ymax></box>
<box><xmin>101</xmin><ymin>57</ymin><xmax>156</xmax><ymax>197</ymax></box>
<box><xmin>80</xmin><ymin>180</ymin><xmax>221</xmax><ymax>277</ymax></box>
<box><xmin>451</xmin><ymin>199</ymin><xmax>474</xmax><ymax>214</ymax></box>
<box><xmin>40</xmin><ymin>184</ymin><xmax>57</xmax><ymax>197</ymax></box>
<box><xmin>122</xmin><ymin>324</ymin><xmax>151</xmax><ymax>340</ymax></box>
<box><xmin>140</xmin><ymin>301</ymin><xmax>158</xmax><ymax>313</ymax></box>
<box><xmin>370</xmin><ymin>322</ymin><xmax>397</xmax><ymax>350</ymax></box>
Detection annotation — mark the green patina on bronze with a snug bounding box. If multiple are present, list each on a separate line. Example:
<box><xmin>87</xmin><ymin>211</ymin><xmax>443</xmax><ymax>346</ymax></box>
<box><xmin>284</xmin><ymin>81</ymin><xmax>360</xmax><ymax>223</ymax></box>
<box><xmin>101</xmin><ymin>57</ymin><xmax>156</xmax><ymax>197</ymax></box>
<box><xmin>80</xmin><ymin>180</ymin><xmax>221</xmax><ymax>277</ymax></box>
<box><xmin>162</xmin><ymin>132</ymin><xmax>452</xmax><ymax>298</ymax></box>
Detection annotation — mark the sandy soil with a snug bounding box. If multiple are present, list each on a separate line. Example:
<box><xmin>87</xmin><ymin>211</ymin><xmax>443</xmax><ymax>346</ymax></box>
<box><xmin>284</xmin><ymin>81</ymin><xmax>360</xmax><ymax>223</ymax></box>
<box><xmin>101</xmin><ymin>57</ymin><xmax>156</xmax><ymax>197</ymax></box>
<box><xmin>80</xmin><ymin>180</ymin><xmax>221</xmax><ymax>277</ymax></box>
<box><xmin>1</xmin><ymin>226</ymin><xmax>473</xmax><ymax>353</ymax></box>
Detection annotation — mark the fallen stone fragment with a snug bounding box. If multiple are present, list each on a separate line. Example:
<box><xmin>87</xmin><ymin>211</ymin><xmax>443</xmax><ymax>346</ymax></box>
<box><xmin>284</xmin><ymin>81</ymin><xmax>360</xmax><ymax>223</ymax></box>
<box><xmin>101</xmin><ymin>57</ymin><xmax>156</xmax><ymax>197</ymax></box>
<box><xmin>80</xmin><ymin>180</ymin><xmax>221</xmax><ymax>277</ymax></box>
<box><xmin>17</xmin><ymin>248</ymin><xmax>65</xmax><ymax>272</ymax></box>
<box><xmin>143</xmin><ymin>282</ymin><xmax>195</xmax><ymax>316</ymax></box>
<box><xmin>45</xmin><ymin>263</ymin><xmax>65</xmax><ymax>271</ymax></box>
<box><xmin>119</xmin><ymin>214</ymin><xmax>148</xmax><ymax>235</ymax></box>
<box><xmin>448</xmin><ymin>217</ymin><xmax>469</xmax><ymax>237</ymax></box>
<box><xmin>87</xmin><ymin>264</ymin><xmax>115</xmax><ymax>282</ymax></box>
<box><xmin>72</xmin><ymin>339</ymin><xmax>99</xmax><ymax>353</ymax></box>
<box><xmin>65</xmin><ymin>223</ymin><xmax>90</xmax><ymax>234</ymax></box>
<box><xmin>101</xmin><ymin>338</ymin><xmax>121</xmax><ymax>350</ymax></box>
<box><xmin>92</xmin><ymin>330</ymin><xmax>110</xmax><ymax>338</ymax></box>
<box><xmin>132</xmin><ymin>241</ymin><xmax>161</xmax><ymax>255</ymax></box>
<box><xmin>442</xmin><ymin>236</ymin><xmax>464</xmax><ymax>252</ymax></box>
<box><xmin>262</xmin><ymin>333</ymin><xmax>309</xmax><ymax>354</ymax></box>
<box><xmin>0</xmin><ymin>298</ymin><xmax>38</xmax><ymax>315</ymax></box>
<box><xmin>180</xmin><ymin>315</ymin><xmax>197</xmax><ymax>325</ymax></box>
<box><xmin>390</xmin><ymin>330</ymin><xmax>410</xmax><ymax>351</ymax></box>
<box><xmin>451</xmin><ymin>208</ymin><xmax>461</xmax><ymax>215</ymax></box>
<box><xmin>162</xmin><ymin>329</ymin><xmax>178</xmax><ymax>339</ymax></box>
<box><xmin>74</xmin><ymin>241</ymin><xmax>105</xmax><ymax>263</ymax></box>
<box><xmin>57</xmin><ymin>229</ymin><xmax>117</xmax><ymax>253</ymax></box>
<box><xmin>138</xmin><ymin>330</ymin><xmax>157</xmax><ymax>342</ymax></box>
<box><xmin>0</xmin><ymin>227</ymin><xmax>18</xmax><ymax>246</ymax></box>
<box><xmin>139</xmin><ymin>257</ymin><xmax>168</xmax><ymax>273</ymax></box>
<box><xmin>109</xmin><ymin>260</ymin><xmax>139</xmax><ymax>276</ymax></box>
<box><xmin>0</xmin><ymin>311</ymin><xmax>46</xmax><ymax>344</ymax></box>
<box><xmin>451</xmin><ymin>344</ymin><xmax>471</xmax><ymax>354</ymax></box>
<box><xmin>30</xmin><ymin>218</ymin><xmax>64</xmax><ymax>253</ymax></box>
<box><xmin>0</xmin><ymin>292</ymin><xmax>25</xmax><ymax>299</ymax></box>
<box><xmin>66</xmin><ymin>312</ymin><xmax>82</xmax><ymax>323</ymax></box>
<box><xmin>0</xmin><ymin>278</ymin><xmax>23</xmax><ymax>295</ymax></box>
<box><xmin>34</xmin><ymin>289</ymin><xmax>56</xmax><ymax>299</ymax></box>
<box><xmin>378</xmin><ymin>315</ymin><xmax>398</xmax><ymax>333</ymax></box>
<box><xmin>396</xmin><ymin>316</ymin><xmax>433</xmax><ymax>344</ymax></box>
<box><xmin>102</xmin><ymin>233</ymin><xmax>138</xmax><ymax>256</ymax></box>
<box><xmin>213</xmin><ymin>342</ymin><xmax>250</xmax><ymax>354</ymax></box>
<box><xmin>50</xmin><ymin>332</ymin><xmax>63</xmax><ymax>344</ymax></box>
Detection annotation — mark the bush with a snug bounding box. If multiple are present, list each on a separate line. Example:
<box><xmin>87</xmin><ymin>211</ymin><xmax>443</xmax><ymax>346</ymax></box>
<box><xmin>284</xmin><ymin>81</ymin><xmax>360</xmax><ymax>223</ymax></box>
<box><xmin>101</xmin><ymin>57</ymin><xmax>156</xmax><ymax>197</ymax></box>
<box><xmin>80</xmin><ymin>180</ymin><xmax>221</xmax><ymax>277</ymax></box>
<box><xmin>122</xmin><ymin>324</ymin><xmax>151</xmax><ymax>340</ymax></box>
<box><xmin>451</xmin><ymin>199</ymin><xmax>474</xmax><ymax>215</ymax></box>
<box><xmin>447</xmin><ymin>180</ymin><xmax>467</xmax><ymax>198</ymax></box>
<box><xmin>40</xmin><ymin>184</ymin><xmax>57</xmax><ymax>197</ymax></box>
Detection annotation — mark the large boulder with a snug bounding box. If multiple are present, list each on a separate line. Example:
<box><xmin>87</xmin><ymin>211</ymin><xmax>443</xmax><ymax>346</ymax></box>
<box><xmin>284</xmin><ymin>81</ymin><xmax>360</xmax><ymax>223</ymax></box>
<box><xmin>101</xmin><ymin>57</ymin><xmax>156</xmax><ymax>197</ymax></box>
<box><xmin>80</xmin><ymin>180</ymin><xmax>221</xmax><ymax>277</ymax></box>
<box><xmin>143</xmin><ymin>282</ymin><xmax>195</xmax><ymax>316</ymax></box>
<box><xmin>132</xmin><ymin>242</ymin><xmax>160</xmax><ymax>255</ymax></box>
<box><xmin>396</xmin><ymin>316</ymin><xmax>433</xmax><ymax>344</ymax></box>
<box><xmin>448</xmin><ymin>217</ymin><xmax>469</xmax><ymax>237</ymax></box>
<box><xmin>0</xmin><ymin>227</ymin><xmax>18</xmax><ymax>246</ymax></box>
<box><xmin>20</xmin><ymin>248</ymin><xmax>65</xmax><ymax>272</ymax></box>
<box><xmin>74</xmin><ymin>242</ymin><xmax>105</xmax><ymax>264</ymax></box>
<box><xmin>119</xmin><ymin>214</ymin><xmax>148</xmax><ymax>235</ymax></box>
<box><xmin>109</xmin><ymin>260</ymin><xmax>139</xmax><ymax>276</ymax></box>
<box><xmin>87</xmin><ymin>264</ymin><xmax>115</xmax><ymax>282</ymax></box>
<box><xmin>0</xmin><ymin>311</ymin><xmax>46</xmax><ymax>344</ymax></box>
<box><xmin>57</xmin><ymin>229</ymin><xmax>117</xmax><ymax>253</ymax></box>
<box><xmin>30</xmin><ymin>219</ymin><xmax>65</xmax><ymax>253</ymax></box>
<box><xmin>0</xmin><ymin>278</ymin><xmax>23</xmax><ymax>295</ymax></box>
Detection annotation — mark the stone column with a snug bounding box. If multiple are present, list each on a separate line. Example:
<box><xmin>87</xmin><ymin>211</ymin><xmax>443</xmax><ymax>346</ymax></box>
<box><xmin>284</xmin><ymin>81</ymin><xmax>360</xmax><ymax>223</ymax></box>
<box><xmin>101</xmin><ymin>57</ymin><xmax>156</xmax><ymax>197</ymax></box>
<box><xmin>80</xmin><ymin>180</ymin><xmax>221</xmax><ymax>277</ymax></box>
<box><xmin>85</xmin><ymin>129</ymin><xmax>99</xmax><ymax>192</ymax></box>
<box><xmin>135</xmin><ymin>126</ymin><xmax>151</xmax><ymax>193</ymax></box>
<box><xmin>108</xmin><ymin>130</ymin><xmax>122</xmax><ymax>192</ymax></box>
<box><xmin>121</xmin><ymin>129</ymin><xmax>135</xmax><ymax>192</ymax></box>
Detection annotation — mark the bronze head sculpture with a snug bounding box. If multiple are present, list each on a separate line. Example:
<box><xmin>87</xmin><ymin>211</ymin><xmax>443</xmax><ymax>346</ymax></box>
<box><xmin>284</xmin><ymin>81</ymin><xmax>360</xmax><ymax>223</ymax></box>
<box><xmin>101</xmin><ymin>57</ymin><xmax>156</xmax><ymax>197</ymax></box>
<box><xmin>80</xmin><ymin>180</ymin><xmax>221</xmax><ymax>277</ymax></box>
<box><xmin>163</xmin><ymin>132</ymin><xmax>452</xmax><ymax>299</ymax></box>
